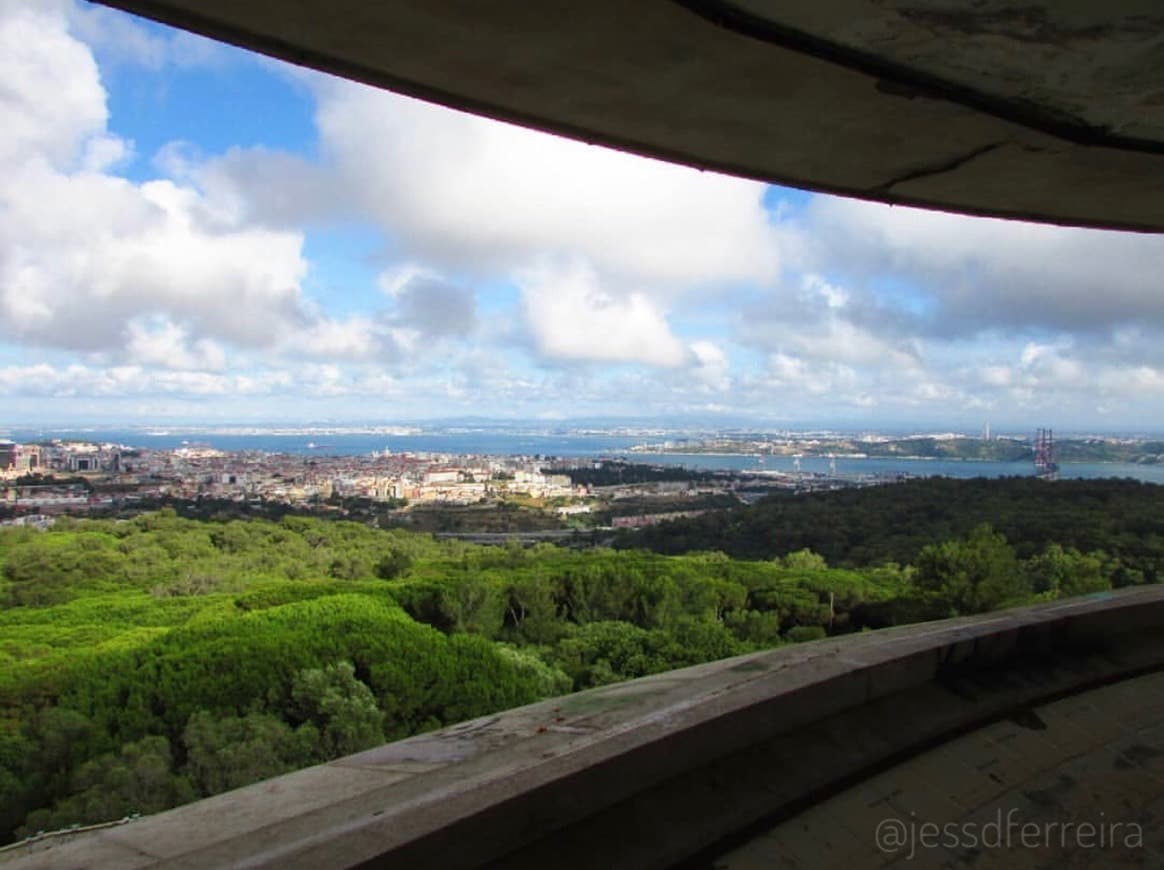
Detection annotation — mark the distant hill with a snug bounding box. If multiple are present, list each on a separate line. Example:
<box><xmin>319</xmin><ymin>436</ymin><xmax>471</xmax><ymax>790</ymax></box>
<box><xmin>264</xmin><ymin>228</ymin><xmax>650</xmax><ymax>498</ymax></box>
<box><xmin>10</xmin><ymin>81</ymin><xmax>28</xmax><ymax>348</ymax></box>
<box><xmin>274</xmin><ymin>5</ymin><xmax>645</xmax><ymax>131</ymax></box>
<box><xmin>641</xmin><ymin>435</ymin><xmax>1164</xmax><ymax>465</ymax></box>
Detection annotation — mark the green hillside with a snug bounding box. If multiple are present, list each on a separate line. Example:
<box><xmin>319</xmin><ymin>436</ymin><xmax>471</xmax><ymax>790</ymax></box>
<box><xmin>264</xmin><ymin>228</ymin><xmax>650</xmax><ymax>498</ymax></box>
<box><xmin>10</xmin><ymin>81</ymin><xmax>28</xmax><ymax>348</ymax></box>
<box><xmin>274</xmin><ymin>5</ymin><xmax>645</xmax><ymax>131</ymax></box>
<box><xmin>0</xmin><ymin>486</ymin><xmax>1151</xmax><ymax>842</ymax></box>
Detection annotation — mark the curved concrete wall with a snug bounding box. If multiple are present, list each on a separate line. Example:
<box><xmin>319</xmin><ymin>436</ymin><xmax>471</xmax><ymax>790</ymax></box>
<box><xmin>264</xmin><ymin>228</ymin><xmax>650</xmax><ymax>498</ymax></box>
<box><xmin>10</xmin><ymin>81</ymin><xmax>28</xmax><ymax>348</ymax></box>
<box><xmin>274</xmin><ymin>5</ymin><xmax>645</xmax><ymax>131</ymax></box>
<box><xmin>6</xmin><ymin>586</ymin><xmax>1164</xmax><ymax>869</ymax></box>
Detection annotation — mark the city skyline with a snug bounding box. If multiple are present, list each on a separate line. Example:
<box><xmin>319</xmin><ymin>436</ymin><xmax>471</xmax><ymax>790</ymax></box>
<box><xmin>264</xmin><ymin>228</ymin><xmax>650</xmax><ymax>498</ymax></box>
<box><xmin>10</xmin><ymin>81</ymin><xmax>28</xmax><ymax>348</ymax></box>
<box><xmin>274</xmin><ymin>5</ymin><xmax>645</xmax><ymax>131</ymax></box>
<box><xmin>4</xmin><ymin>2</ymin><xmax>1164</xmax><ymax>430</ymax></box>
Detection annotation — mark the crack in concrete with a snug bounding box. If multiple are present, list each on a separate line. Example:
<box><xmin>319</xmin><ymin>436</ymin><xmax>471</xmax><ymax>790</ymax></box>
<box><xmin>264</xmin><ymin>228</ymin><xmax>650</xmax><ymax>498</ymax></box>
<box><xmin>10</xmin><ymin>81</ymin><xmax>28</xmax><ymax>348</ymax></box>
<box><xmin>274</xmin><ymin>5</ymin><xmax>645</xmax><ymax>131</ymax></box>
<box><xmin>674</xmin><ymin>0</ymin><xmax>1164</xmax><ymax>155</ymax></box>
<box><xmin>875</xmin><ymin>141</ymin><xmax>1007</xmax><ymax>192</ymax></box>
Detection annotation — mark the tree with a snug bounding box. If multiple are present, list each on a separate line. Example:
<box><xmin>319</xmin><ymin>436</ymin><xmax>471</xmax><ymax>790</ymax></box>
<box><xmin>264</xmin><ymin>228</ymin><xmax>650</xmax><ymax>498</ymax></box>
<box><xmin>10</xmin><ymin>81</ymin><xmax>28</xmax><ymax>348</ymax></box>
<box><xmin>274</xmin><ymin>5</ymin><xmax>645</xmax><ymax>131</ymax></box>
<box><xmin>668</xmin><ymin>618</ymin><xmax>746</xmax><ymax>664</ymax></box>
<box><xmin>183</xmin><ymin>710</ymin><xmax>318</xmax><ymax>796</ymax></box>
<box><xmin>785</xmin><ymin>625</ymin><xmax>827</xmax><ymax>643</ymax></box>
<box><xmin>914</xmin><ymin>524</ymin><xmax>1031</xmax><ymax>615</ymax></box>
<box><xmin>19</xmin><ymin>737</ymin><xmax>193</xmax><ymax>837</ymax></box>
<box><xmin>551</xmin><ymin>621</ymin><xmax>674</xmax><ymax>689</ymax></box>
<box><xmin>328</xmin><ymin>553</ymin><xmax>374</xmax><ymax>581</ymax></box>
<box><xmin>0</xmin><ymin>732</ymin><xmax>35</xmax><ymax>842</ymax></box>
<box><xmin>725</xmin><ymin>609</ymin><xmax>785</xmax><ymax>647</ymax></box>
<box><xmin>375</xmin><ymin>550</ymin><xmax>413</xmax><ymax>580</ymax></box>
<box><xmin>18</xmin><ymin>707</ymin><xmax>103</xmax><ymax>807</ymax></box>
<box><xmin>1023</xmin><ymin>544</ymin><xmax>1112</xmax><ymax>599</ymax></box>
<box><xmin>442</xmin><ymin>575</ymin><xmax>505</xmax><ymax>636</ymax></box>
<box><xmin>501</xmin><ymin>573</ymin><xmax>564</xmax><ymax>644</ymax></box>
<box><xmin>289</xmin><ymin>661</ymin><xmax>385</xmax><ymax>759</ymax></box>
<box><xmin>781</xmin><ymin>549</ymin><xmax>828</xmax><ymax>571</ymax></box>
<box><xmin>2</xmin><ymin>538</ymin><xmax>124</xmax><ymax>607</ymax></box>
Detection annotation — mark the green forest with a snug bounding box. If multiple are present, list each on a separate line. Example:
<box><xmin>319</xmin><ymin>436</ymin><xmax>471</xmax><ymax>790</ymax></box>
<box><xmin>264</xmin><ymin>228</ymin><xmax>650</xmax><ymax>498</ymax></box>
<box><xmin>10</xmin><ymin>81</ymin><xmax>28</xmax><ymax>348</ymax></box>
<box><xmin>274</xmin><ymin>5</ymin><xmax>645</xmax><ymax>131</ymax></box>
<box><xmin>1</xmin><ymin>476</ymin><xmax>1158</xmax><ymax>843</ymax></box>
<box><xmin>621</xmin><ymin>477</ymin><xmax>1164</xmax><ymax>578</ymax></box>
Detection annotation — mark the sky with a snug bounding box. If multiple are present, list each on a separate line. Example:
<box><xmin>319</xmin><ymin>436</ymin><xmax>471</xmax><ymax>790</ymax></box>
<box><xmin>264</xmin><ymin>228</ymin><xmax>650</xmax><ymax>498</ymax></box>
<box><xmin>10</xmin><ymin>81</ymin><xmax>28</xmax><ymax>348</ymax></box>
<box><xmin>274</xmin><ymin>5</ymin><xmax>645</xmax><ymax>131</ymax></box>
<box><xmin>3</xmin><ymin>1</ymin><xmax>1164</xmax><ymax>433</ymax></box>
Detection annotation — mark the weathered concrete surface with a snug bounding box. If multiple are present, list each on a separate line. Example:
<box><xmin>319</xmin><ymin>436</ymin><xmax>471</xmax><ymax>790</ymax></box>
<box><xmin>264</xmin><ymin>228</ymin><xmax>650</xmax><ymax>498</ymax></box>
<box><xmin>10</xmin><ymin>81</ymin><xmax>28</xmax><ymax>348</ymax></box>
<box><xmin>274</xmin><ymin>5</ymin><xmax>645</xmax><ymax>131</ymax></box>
<box><xmin>715</xmin><ymin>671</ymin><xmax>1164</xmax><ymax>867</ymax></box>
<box><xmin>93</xmin><ymin>1</ymin><xmax>1164</xmax><ymax>232</ymax></box>
<box><xmin>5</xmin><ymin>586</ymin><xmax>1164</xmax><ymax>869</ymax></box>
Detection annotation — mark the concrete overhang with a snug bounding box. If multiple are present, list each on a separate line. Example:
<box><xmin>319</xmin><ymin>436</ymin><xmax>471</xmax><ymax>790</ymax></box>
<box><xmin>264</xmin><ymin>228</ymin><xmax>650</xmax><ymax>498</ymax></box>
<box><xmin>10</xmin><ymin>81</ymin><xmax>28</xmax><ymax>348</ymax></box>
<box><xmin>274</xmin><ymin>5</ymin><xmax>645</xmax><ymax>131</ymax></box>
<box><xmin>94</xmin><ymin>0</ymin><xmax>1164</xmax><ymax>232</ymax></box>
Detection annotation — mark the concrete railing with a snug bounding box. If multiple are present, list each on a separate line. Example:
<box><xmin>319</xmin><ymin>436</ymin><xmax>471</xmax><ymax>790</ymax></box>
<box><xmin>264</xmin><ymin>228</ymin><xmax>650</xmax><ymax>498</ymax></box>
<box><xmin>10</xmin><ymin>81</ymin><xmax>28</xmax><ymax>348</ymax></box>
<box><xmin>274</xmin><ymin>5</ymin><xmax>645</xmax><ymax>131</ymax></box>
<box><xmin>7</xmin><ymin>586</ymin><xmax>1164</xmax><ymax>869</ymax></box>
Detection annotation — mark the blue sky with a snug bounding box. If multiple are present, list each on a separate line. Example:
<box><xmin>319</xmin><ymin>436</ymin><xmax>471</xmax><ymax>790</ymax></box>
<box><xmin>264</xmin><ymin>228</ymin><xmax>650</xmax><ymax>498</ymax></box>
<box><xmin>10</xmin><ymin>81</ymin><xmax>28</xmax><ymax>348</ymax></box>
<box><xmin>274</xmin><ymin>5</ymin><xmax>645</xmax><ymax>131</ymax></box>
<box><xmin>3</xmin><ymin>1</ymin><xmax>1164</xmax><ymax>433</ymax></box>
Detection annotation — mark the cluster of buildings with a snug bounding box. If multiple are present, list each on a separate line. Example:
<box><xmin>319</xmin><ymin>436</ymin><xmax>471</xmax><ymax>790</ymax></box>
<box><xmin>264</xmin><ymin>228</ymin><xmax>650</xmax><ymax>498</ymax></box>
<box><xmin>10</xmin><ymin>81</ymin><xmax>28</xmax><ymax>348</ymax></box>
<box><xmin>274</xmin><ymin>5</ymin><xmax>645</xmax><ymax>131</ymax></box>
<box><xmin>0</xmin><ymin>439</ymin><xmax>126</xmax><ymax>477</ymax></box>
<box><xmin>0</xmin><ymin>441</ymin><xmax>40</xmax><ymax>476</ymax></box>
<box><xmin>0</xmin><ymin>440</ymin><xmax>774</xmax><ymax>533</ymax></box>
<box><xmin>151</xmin><ymin>448</ymin><xmax>579</xmax><ymax>506</ymax></box>
<box><xmin>0</xmin><ymin>440</ymin><xmax>583</xmax><ymax>515</ymax></box>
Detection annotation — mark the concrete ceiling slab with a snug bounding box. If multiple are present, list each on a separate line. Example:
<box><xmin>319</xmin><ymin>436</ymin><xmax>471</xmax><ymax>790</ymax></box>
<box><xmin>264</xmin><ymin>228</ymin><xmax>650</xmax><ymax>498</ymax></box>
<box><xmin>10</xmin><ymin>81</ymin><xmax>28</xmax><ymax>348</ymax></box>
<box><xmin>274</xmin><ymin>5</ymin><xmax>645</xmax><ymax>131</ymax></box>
<box><xmin>94</xmin><ymin>0</ymin><xmax>1164</xmax><ymax>232</ymax></box>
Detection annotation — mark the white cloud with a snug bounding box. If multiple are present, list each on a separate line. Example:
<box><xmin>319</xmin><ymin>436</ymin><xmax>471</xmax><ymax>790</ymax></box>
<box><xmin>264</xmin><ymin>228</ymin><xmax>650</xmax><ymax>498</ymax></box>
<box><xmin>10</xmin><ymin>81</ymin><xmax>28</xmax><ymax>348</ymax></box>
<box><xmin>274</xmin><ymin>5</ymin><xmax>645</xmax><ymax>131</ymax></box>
<box><xmin>792</xmin><ymin>320</ymin><xmax>920</xmax><ymax>370</ymax></box>
<box><xmin>690</xmin><ymin>341</ymin><xmax>730</xmax><ymax>391</ymax></box>
<box><xmin>0</xmin><ymin>1</ymin><xmax>106</xmax><ymax>168</ymax></box>
<box><xmin>1016</xmin><ymin>342</ymin><xmax>1086</xmax><ymax>389</ymax></box>
<box><xmin>0</xmin><ymin>163</ymin><xmax>311</xmax><ymax>350</ymax></box>
<box><xmin>764</xmin><ymin>352</ymin><xmax>849</xmax><ymax>396</ymax></box>
<box><xmin>81</xmin><ymin>133</ymin><xmax>133</xmax><ymax>173</ymax></box>
<box><xmin>283</xmin><ymin>315</ymin><xmax>391</xmax><ymax>361</ymax></box>
<box><xmin>0</xmin><ymin>3</ymin><xmax>322</xmax><ymax>365</ymax></box>
<box><xmin>378</xmin><ymin>263</ymin><xmax>439</xmax><ymax>298</ymax></box>
<box><xmin>65</xmin><ymin>0</ymin><xmax>166</xmax><ymax>69</ymax></box>
<box><xmin>316</xmin><ymin>83</ymin><xmax>781</xmax><ymax>289</ymax></box>
<box><xmin>978</xmin><ymin>366</ymin><xmax>1013</xmax><ymax>388</ymax></box>
<box><xmin>519</xmin><ymin>261</ymin><xmax>687</xmax><ymax>367</ymax></box>
<box><xmin>198</xmin><ymin>145</ymin><xmax>331</xmax><ymax>228</ymax></box>
<box><xmin>66</xmin><ymin>0</ymin><xmax>228</xmax><ymax>70</ymax></box>
<box><xmin>389</xmin><ymin>274</ymin><xmax>477</xmax><ymax>338</ymax></box>
<box><xmin>0</xmin><ymin>359</ymin><xmax>412</xmax><ymax>404</ymax></box>
<box><xmin>7</xmin><ymin>1</ymin><xmax>1164</xmax><ymax>429</ymax></box>
<box><xmin>125</xmin><ymin>317</ymin><xmax>227</xmax><ymax>370</ymax></box>
<box><xmin>0</xmin><ymin>362</ymin><xmax>238</xmax><ymax>398</ymax></box>
<box><xmin>740</xmin><ymin>273</ymin><xmax>921</xmax><ymax>372</ymax></box>
<box><xmin>803</xmin><ymin>196</ymin><xmax>1164</xmax><ymax>336</ymax></box>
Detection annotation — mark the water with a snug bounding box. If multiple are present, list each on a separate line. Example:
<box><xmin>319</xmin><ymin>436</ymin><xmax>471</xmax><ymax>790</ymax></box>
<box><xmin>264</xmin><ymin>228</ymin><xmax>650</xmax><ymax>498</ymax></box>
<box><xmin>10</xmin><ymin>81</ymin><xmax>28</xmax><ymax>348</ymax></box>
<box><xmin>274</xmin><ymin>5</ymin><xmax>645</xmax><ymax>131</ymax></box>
<box><xmin>9</xmin><ymin>428</ymin><xmax>1164</xmax><ymax>484</ymax></box>
<box><xmin>7</xmin><ymin>428</ymin><xmax>637</xmax><ymax>458</ymax></box>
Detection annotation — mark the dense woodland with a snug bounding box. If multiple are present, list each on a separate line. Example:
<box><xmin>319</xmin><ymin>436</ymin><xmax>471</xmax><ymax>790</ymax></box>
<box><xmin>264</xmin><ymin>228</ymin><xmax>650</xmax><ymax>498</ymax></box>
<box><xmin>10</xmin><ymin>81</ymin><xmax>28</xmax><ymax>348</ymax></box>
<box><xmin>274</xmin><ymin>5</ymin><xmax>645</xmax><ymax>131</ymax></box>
<box><xmin>1</xmin><ymin>476</ymin><xmax>1158</xmax><ymax>843</ymax></box>
<box><xmin>622</xmin><ymin>477</ymin><xmax>1164</xmax><ymax>580</ymax></box>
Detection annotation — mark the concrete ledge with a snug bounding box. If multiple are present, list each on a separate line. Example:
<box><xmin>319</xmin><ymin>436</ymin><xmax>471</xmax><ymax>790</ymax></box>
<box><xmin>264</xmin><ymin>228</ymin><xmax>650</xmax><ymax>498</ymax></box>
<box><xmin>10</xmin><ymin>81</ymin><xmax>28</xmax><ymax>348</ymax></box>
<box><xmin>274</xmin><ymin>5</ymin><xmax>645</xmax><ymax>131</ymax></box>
<box><xmin>6</xmin><ymin>587</ymin><xmax>1164</xmax><ymax>869</ymax></box>
<box><xmin>91</xmin><ymin>1</ymin><xmax>1164</xmax><ymax>232</ymax></box>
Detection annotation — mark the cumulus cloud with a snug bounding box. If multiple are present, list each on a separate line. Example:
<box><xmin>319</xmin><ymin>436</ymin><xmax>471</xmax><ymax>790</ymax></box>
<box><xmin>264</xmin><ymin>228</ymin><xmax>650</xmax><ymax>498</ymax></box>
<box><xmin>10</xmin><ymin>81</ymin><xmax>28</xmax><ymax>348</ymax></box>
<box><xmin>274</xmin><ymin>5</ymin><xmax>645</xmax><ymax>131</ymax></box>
<box><xmin>740</xmin><ymin>274</ymin><xmax>922</xmax><ymax>371</ymax></box>
<box><xmin>519</xmin><ymin>261</ymin><xmax>688</xmax><ymax>367</ymax></box>
<box><xmin>67</xmin><ymin>0</ymin><xmax>228</xmax><ymax>70</ymax></box>
<box><xmin>689</xmin><ymin>341</ymin><xmax>731</xmax><ymax>392</ymax></box>
<box><xmin>198</xmin><ymin>146</ymin><xmax>331</xmax><ymax>228</ymax></box>
<box><xmin>803</xmin><ymin>196</ymin><xmax>1164</xmax><ymax>338</ymax></box>
<box><xmin>721</xmin><ymin>197</ymin><xmax>1164</xmax><ymax>424</ymax></box>
<box><xmin>8</xmin><ymin>1</ymin><xmax>1164</xmax><ymax>427</ymax></box>
<box><xmin>0</xmin><ymin>358</ymin><xmax>415</xmax><ymax>405</ymax></box>
<box><xmin>936</xmin><ymin>337</ymin><xmax>1164</xmax><ymax>425</ymax></box>
<box><xmin>0</xmin><ymin>1</ymin><xmax>335</xmax><ymax>376</ymax></box>
<box><xmin>0</xmin><ymin>362</ymin><xmax>245</xmax><ymax>399</ymax></box>
<box><xmin>308</xmin><ymin>83</ymin><xmax>781</xmax><ymax>290</ymax></box>
<box><xmin>387</xmin><ymin>274</ymin><xmax>477</xmax><ymax>338</ymax></box>
<box><xmin>124</xmin><ymin>317</ymin><xmax>227</xmax><ymax>371</ymax></box>
<box><xmin>175</xmin><ymin>44</ymin><xmax>796</xmax><ymax>389</ymax></box>
<box><xmin>197</xmin><ymin>80</ymin><xmax>786</xmax><ymax>375</ymax></box>
<box><xmin>764</xmin><ymin>352</ymin><xmax>851</xmax><ymax>397</ymax></box>
<box><xmin>281</xmin><ymin>315</ymin><xmax>395</xmax><ymax>362</ymax></box>
<box><xmin>199</xmin><ymin>76</ymin><xmax>786</xmax><ymax>373</ymax></box>
<box><xmin>0</xmin><ymin>162</ymin><xmax>311</xmax><ymax>351</ymax></box>
<box><xmin>0</xmin><ymin>1</ymin><xmax>106</xmax><ymax>168</ymax></box>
